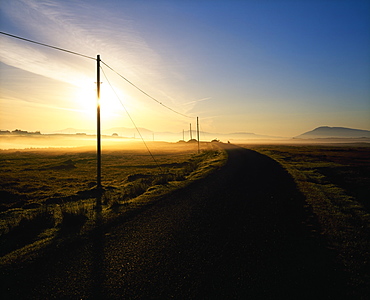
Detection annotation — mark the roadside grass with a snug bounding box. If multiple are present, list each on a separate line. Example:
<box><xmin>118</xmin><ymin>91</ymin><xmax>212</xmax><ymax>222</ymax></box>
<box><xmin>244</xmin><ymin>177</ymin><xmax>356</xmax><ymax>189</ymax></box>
<box><xmin>0</xmin><ymin>142</ymin><xmax>226</xmax><ymax>264</ymax></box>
<box><xmin>247</xmin><ymin>144</ymin><xmax>370</xmax><ymax>293</ymax></box>
<box><xmin>0</xmin><ymin>206</ymin><xmax>55</xmax><ymax>257</ymax></box>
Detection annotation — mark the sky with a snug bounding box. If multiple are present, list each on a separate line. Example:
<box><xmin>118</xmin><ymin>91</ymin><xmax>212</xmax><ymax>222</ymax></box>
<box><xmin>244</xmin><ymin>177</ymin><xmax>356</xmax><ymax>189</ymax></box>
<box><xmin>0</xmin><ymin>0</ymin><xmax>369</xmax><ymax>138</ymax></box>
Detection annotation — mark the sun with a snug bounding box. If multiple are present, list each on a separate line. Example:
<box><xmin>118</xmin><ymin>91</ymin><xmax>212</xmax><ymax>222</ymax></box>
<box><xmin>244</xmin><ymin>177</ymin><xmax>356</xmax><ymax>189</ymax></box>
<box><xmin>74</xmin><ymin>80</ymin><xmax>125</xmax><ymax>122</ymax></box>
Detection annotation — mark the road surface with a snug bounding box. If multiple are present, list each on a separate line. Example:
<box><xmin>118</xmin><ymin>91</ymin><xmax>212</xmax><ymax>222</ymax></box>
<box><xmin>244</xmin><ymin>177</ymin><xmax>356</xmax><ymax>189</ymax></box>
<box><xmin>1</xmin><ymin>144</ymin><xmax>347</xmax><ymax>299</ymax></box>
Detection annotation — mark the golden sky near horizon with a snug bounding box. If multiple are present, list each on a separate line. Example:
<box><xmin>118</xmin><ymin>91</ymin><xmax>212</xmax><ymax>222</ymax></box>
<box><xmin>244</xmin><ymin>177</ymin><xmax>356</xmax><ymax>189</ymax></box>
<box><xmin>1</xmin><ymin>0</ymin><xmax>369</xmax><ymax>137</ymax></box>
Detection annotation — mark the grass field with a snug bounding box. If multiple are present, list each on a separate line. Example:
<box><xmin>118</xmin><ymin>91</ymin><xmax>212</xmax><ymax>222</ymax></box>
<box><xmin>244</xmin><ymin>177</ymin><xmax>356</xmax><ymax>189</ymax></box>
<box><xmin>246</xmin><ymin>143</ymin><xmax>370</xmax><ymax>291</ymax></box>
<box><xmin>1</xmin><ymin>140</ymin><xmax>369</xmax><ymax>292</ymax></box>
<box><xmin>0</xmin><ymin>141</ymin><xmax>226</xmax><ymax>263</ymax></box>
<box><xmin>0</xmin><ymin>142</ymin><xmax>212</xmax><ymax>209</ymax></box>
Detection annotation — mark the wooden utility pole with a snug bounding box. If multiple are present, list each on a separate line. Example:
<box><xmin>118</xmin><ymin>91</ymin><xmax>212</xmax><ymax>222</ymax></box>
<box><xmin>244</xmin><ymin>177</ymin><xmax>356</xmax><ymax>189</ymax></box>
<box><xmin>190</xmin><ymin>123</ymin><xmax>192</xmax><ymax>140</ymax></box>
<box><xmin>96</xmin><ymin>54</ymin><xmax>102</xmax><ymax>189</ymax></box>
<box><xmin>197</xmin><ymin>117</ymin><xmax>200</xmax><ymax>153</ymax></box>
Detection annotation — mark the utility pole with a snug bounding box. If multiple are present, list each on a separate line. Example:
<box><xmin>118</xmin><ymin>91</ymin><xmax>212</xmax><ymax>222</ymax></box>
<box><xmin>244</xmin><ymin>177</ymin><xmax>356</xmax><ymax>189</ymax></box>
<box><xmin>183</xmin><ymin>129</ymin><xmax>184</xmax><ymax>141</ymax></box>
<box><xmin>190</xmin><ymin>123</ymin><xmax>192</xmax><ymax>140</ymax></box>
<box><xmin>96</xmin><ymin>54</ymin><xmax>102</xmax><ymax>189</ymax></box>
<box><xmin>197</xmin><ymin>117</ymin><xmax>200</xmax><ymax>153</ymax></box>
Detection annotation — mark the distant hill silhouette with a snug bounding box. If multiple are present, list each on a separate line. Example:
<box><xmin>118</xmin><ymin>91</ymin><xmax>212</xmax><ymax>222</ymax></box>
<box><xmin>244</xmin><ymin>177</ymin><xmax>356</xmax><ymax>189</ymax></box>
<box><xmin>45</xmin><ymin>126</ymin><xmax>370</xmax><ymax>141</ymax></box>
<box><xmin>104</xmin><ymin>127</ymin><xmax>153</xmax><ymax>137</ymax></box>
<box><xmin>55</xmin><ymin>128</ymin><xmax>95</xmax><ymax>134</ymax></box>
<box><xmin>55</xmin><ymin>127</ymin><xmax>283</xmax><ymax>141</ymax></box>
<box><xmin>296</xmin><ymin>126</ymin><xmax>370</xmax><ymax>139</ymax></box>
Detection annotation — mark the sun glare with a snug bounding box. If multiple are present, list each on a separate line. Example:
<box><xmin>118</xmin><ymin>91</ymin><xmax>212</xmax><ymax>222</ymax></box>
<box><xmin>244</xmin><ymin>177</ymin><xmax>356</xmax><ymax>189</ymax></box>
<box><xmin>74</xmin><ymin>80</ymin><xmax>125</xmax><ymax>122</ymax></box>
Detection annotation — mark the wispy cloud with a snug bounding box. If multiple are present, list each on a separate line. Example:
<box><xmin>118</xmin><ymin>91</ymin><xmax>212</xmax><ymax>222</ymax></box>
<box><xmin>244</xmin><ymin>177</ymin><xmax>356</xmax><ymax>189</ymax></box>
<box><xmin>0</xmin><ymin>0</ymin><xmax>196</xmax><ymax>124</ymax></box>
<box><xmin>183</xmin><ymin>97</ymin><xmax>211</xmax><ymax>106</ymax></box>
<box><xmin>0</xmin><ymin>0</ymin><xmax>163</xmax><ymax>88</ymax></box>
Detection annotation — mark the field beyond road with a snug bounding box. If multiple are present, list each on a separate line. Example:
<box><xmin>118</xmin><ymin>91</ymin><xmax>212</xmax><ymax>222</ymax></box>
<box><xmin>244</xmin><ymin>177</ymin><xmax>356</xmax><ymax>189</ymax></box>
<box><xmin>2</xmin><ymin>143</ymin><xmax>366</xmax><ymax>299</ymax></box>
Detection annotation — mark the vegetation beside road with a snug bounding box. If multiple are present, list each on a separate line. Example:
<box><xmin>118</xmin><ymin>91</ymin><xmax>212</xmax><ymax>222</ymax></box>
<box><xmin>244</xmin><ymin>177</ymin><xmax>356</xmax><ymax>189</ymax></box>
<box><xmin>0</xmin><ymin>142</ymin><xmax>226</xmax><ymax>265</ymax></box>
<box><xmin>247</xmin><ymin>144</ymin><xmax>370</xmax><ymax>293</ymax></box>
<box><xmin>2</xmin><ymin>140</ymin><xmax>369</xmax><ymax>295</ymax></box>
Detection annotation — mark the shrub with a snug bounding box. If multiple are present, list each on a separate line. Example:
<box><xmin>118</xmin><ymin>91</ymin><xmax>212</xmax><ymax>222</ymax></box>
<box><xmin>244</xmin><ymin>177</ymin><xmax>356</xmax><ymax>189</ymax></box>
<box><xmin>59</xmin><ymin>202</ymin><xmax>88</xmax><ymax>232</ymax></box>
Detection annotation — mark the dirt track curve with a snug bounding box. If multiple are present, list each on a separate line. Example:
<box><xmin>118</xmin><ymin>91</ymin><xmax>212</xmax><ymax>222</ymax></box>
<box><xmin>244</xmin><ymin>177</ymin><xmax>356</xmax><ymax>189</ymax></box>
<box><xmin>1</xmin><ymin>144</ymin><xmax>348</xmax><ymax>299</ymax></box>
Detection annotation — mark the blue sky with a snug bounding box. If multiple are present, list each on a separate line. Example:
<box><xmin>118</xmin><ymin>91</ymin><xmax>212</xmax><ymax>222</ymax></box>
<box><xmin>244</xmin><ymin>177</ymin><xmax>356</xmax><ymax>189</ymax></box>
<box><xmin>0</xmin><ymin>0</ymin><xmax>369</xmax><ymax>137</ymax></box>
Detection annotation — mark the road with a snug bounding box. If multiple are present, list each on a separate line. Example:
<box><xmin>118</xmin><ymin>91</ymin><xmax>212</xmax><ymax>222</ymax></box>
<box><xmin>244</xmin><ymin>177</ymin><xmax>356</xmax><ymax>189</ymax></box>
<box><xmin>2</xmin><ymin>144</ymin><xmax>347</xmax><ymax>299</ymax></box>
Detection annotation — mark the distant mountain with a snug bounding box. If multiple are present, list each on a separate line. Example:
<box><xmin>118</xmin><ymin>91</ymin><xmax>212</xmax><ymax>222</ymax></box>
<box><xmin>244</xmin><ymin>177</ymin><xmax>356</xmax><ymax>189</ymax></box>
<box><xmin>227</xmin><ymin>132</ymin><xmax>284</xmax><ymax>139</ymax></box>
<box><xmin>103</xmin><ymin>127</ymin><xmax>153</xmax><ymax>137</ymax></box>
<box><xmin>55</xmin><ymin>128</ymin><xmax>95</xmax><ymax>134</ymax></box>
<box><xmin>54</xmin><ymin>127</ymin><xmax>284</xmax><ymax>141</ymax></box>
<box><xmin>296</xmin><ymin>126</ymin><xmax>370</xmax><ymax>139</ymax></box>
<box><xmin>55</xmin><ymin>127</ymin><xmax>153</xmax><ymax>136</ymax></box>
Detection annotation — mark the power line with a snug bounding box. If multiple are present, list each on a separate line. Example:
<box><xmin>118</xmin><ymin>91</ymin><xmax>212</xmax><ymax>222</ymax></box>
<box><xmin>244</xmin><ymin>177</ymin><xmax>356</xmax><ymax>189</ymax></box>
<box><xmin>100</xmin><ymin>65</ymin><xmax>163</xmax><ymax>172</ymax></box>
<box><xmin>1</xmin><ymin>31</ymin><xmax>193</xmax><ymax>119</ymax></box>
<box><xmin>0</xmin><ymin>31</ymin><xmax>95</xmax><ymax>60</ymax></box>
<box><xmin>2</xmin><ymin>30</ymin><xmax>188</xmax><ymax>179</ymax></box>
<box><xmin>101</xmin><ymin>60</ymin><xmax>192</xmax><ymax>119</ymax></box>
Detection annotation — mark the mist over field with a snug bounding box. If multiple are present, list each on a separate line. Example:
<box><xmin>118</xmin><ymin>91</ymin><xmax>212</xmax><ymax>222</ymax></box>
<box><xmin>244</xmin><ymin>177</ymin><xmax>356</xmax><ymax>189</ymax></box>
<box><xmin>0</xmin><ymin>135</ymin><xmax>125</xmax><ymax>150</ymax></box>
<box><xmin>1</xmin><ymin>133</ymin><xmax>369</xmax><ymax>150</ymax></box>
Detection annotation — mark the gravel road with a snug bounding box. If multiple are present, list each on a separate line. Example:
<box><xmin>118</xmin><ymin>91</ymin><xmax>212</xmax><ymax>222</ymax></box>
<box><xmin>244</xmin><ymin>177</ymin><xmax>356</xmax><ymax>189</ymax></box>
<box><xmin>1</xmin><ymin>144</ymin><xmax>347</xmax><ymax>299</ymax></box>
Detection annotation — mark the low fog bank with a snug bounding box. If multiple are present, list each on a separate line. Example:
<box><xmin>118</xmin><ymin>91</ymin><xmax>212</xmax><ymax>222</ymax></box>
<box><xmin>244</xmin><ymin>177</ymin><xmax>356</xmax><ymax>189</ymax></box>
<box><xmin>0</xmin><ymin>135</ymin><xmax>132</xmax><ymax>150</ymax></box>
<box><xmin>0</xmin><ymin>135</ymin><xmax>201</xmax><ymax>151</ymax></box>
<box><xmin>1</xmin><ymin>134</ymin><xmax>369</xmax><ymax>150</ymax></box>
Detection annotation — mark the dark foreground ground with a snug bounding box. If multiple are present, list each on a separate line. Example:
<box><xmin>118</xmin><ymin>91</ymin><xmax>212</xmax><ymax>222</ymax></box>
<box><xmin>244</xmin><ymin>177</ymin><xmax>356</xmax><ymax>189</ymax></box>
<box><xmin>1</xmin><ymin>144</ymin><xmax>349</xmax><ymax>299</ymax></box>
